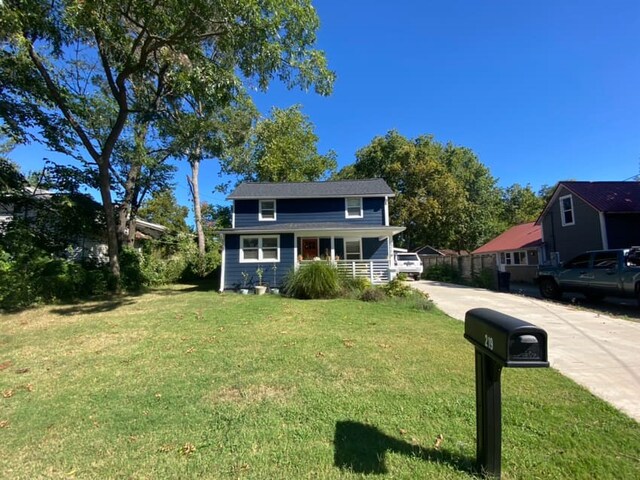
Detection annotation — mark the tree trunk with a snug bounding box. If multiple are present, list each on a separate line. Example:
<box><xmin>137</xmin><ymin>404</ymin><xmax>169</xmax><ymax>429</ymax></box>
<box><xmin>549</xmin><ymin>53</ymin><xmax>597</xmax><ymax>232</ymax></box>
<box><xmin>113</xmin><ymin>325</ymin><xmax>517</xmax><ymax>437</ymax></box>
<box><xmin>97</xmin><ymin>160</ymin><xmax>121</xmax><ymax>289</ymax></box>
<box><xmin>118</xmin><ymin>162</ymin><xmax>142</xmax><ymax>248</ymax></box>
<box><xmin>127</xmin><ymin>216</ymin><xmax>137</xmax><ymax>246</ymax></box>
<box><xmin>188</xmin><ymin>157</ymin><xmax>206</xmax><ymax>257</ymax></box>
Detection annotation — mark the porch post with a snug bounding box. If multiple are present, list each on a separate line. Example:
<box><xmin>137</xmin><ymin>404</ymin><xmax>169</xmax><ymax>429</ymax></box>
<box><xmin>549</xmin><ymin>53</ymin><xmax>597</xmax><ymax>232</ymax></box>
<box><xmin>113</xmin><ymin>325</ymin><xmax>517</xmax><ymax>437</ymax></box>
<box><xmin>331</xmin><ymin>236</ymin><xmax>335</xmax><ymax>263</ymax></box>
<box><xmin>369</xmin><ymin>261</ymin><xmax>374</xmax><ymax>283</ymax></box>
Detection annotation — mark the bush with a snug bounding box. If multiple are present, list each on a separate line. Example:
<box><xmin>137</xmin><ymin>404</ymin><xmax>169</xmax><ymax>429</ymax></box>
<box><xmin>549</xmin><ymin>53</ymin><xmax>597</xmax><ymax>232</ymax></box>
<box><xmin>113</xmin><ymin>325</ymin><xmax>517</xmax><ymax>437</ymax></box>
<box><xmin>359</xmin><ymin>287</ymin><xmax>386</xmax><ymax>302</ymax></box>
<box><xmin>383</xmin><ymin>277</ymin><xmax>413</xmax><ymax>298</ymax></box>
<box><xmin>340</xmin><ymin>276</ymin><xmax>371</xmax><ymax>298</ymax></box>
<box><xmin>283</xmin><ymin>261</ymin><xmax>341</xmax><ymax>299</ymax></box>
<box><xmin>119</xmin><ymin>247</ymin><xmax>148</xmax><ymax>291</ymax></box>
<box><xmin>0</xmin><ymin>247</ymin><xmax>111</xmax><ymax>310</ymax></box>
<box><xmin>471</xmin><ymin>268</ymin><xmax>497</xmax><ymax>290</ymax></box>
<box><xmin>387</xmin><ymin>290</ymin><xmax>434</xmax><ymax>312</ymax></box>
<box><xmin>423</xmin><ymin>264</ymin><xmax>462</xmax><ymax>283</ymax></box>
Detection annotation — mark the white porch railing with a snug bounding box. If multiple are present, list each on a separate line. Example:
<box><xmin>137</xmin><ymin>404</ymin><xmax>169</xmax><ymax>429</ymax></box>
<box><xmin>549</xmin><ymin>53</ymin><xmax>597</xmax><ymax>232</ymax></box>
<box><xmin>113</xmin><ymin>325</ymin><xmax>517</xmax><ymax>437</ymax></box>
<box><xmin>335</xmin><ymin>260</ymin><xmax>390</xmax><ymax>284</ymax></box>
<box><xmin>298</xmin><ymin>259</ymin><xmax>391</xmax><ymax>284</ymax></box>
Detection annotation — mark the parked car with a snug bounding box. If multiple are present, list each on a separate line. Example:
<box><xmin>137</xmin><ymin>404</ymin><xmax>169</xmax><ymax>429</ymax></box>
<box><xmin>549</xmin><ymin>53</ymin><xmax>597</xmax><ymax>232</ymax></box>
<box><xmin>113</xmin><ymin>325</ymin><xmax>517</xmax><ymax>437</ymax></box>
<box><xmin>394</xmin><ymin>252</ymin><xmax>423</xmax><ymax>280</ymax></box>
<box><xmin>536</xmin><ymin>248</ymin><xmax>640</xmax><ymax>303</ymax></box>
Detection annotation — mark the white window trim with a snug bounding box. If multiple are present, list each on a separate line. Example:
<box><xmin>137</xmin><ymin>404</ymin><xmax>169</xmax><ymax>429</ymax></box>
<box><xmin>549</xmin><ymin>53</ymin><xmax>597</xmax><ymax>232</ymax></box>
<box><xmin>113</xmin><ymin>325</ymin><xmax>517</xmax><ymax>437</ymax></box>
<box><xmin>345</xmin><ymin>197</ymin><xmax>363</xmax><ymax>219</ymax></box>
<box><xmin>259</xmin><ymin>199</ymin><xmax>277</xmax><ymax>221</ymax></box>
<box><xmin>240</xmin><ymin>235</ymin><xmax>280</xmax><ymax>263</ymax></box>
<box><xmin>231</xmin><ymin>202</ymin><xmax>235</xmax><ymax>228</ymax></box>
<box><xmin>501</xmin><ymin>250</ymin><xmax>528</xmax><ymax>266</ymax></box>
<box><xmin>343</xmin><ymin>237</ymin><xmax>362</xmax><ymax>260</ymax></box>
<box><xmin>559</xmin><ymin>194</ymin><xmax>575</xmax><ymax>226</ymax></box>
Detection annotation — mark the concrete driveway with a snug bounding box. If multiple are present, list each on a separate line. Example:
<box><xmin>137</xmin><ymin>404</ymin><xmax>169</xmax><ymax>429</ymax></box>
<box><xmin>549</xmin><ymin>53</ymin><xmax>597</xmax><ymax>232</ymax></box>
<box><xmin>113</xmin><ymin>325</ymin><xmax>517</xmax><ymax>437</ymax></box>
<box><xmin>411</xmin><ymin>280</ymin><xmax>640</xmax><ymax>422</ymax></box>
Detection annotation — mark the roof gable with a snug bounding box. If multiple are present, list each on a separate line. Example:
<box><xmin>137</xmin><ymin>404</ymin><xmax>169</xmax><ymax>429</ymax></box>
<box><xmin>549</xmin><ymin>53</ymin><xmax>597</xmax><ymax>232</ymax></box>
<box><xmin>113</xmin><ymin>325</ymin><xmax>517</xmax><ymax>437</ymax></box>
<box><xmin>228</xmin><ymin>179</ymin><xmax>394</xmax><ymax>200</ymax></box>
<box><xmin>472</xmin><ymin>222</ymin><xmax>542</xmax><ymax>254</ymax></box>
<box><xmin>563</xmin><ymin>181</ymin><xmax>640</xmax><ymax>213</ymax></box>
<box><xmin>537</xmin><ymin>181</ymin><xmax>640</xmax><ymax>223</ymax></box>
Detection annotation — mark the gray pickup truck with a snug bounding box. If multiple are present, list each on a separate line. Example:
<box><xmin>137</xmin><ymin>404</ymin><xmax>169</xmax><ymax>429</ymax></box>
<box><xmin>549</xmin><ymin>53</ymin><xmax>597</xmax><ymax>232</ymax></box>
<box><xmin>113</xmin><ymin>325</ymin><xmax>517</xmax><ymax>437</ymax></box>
<box><xmin>536</xmin><ymin>248</ymin><xmax>640</xmax><ymax>303</ymax></box>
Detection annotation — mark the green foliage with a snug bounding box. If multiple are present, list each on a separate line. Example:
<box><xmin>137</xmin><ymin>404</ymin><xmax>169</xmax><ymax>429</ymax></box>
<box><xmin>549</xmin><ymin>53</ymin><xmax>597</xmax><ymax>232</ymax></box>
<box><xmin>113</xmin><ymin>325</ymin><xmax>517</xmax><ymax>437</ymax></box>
<box><xmin>1</xmin><ymin>0</ymin><xmax>335</xmax><ymax>287</ymax></box>
<box><xmin>471</xmin><ymin>268</ymin><xmax>497</xmax><ymax>290</ymax></box>
<box><xmin>227</xmin><ymin>105</ymin><xmax>337</xmax><ymax>182</ymax></box>
<box><xmin>358</xmin><ymin>287</ymin><xmax>387</xmax><ymax>302</ymax></box>
<box><xmin>338</xmin><ymin>131</ymin><xmax>502</xmax><ymax>251</ymax></box>
<box><xmin>339</xmin><ymin>275</ymin><xmax>371</xmax><ymax>296</ymax></box>
<box><xmin>138</xmin><ymin>233</ymin><xmax>221</xmax><ymax>285</ymax></box>
<box><xmin>138</xmin><ymin>190</ymin><xmax>190</xmax><ymax>235</ymax></box>
<box><xmin>382</xmin><ymin>277</ymin><xmax>414</xmax><ymax>298</ymax></box>
<box><xmin>0</xmin><ymin>247</ymin><xmax>110</xmax><ymax>310</ymax></box>
<box><xmin>499</xmin><ymin>183</ymin><xmax>546</xmax><ymax>228</ymax></box>
<box><xmin>283</xmin><ymin>261</ymin><xmax>341</xmax><ymax>299</ymax></box>
<box><xmin>118</xmin><ymin>247</ymin><xmax>147</xmax><ymax>291</ymax></box>
<box><xmin>423</xmin><ymin>264</ymin><xmax>462</xmax><ymax>283</ymax></box>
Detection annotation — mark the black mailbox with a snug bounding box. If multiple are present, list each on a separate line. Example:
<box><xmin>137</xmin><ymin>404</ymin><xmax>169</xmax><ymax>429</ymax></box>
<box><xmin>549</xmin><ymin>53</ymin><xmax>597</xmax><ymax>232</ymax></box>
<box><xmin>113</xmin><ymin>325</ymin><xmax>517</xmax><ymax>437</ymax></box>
<box><xmin>465</xmin><ymin>308</ymin><xmax>548</xmax><ymax>368</ymax></box>
<box><xmin>464</xmin><ymin>308</ymin><xmax>549</xmax><ymax>479</ymax></box>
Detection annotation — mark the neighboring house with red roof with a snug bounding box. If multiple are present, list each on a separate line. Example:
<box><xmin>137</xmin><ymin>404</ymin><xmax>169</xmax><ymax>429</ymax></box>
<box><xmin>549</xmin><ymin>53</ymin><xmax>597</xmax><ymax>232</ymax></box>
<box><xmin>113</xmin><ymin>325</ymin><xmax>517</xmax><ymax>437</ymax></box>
<box><xmin>472</xmin><ymin>222</ymin><xmax>543</xmax><ymax>282</ymax></box>
<box><xmin>535</xmin><ymin>181</ymin><xmax>640</xmax><ymax>263</ymax></box>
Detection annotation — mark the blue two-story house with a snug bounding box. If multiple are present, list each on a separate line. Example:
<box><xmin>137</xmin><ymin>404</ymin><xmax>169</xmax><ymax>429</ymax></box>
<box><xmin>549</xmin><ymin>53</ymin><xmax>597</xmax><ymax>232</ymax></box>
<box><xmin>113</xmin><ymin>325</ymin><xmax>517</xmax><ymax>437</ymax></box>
<box><xmin>219</xmin><ymin>179</ymin><xmax>405</xmax><ymax>291</ymax></box>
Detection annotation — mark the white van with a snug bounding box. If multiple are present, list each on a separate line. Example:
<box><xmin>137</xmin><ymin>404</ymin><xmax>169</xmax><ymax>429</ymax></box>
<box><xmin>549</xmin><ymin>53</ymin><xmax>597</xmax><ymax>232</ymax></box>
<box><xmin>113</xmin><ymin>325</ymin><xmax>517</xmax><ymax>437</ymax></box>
<box><xmin>394</xmin><ymin>252</ymin><xmax>423</xmax><ymax>280</ymax></box>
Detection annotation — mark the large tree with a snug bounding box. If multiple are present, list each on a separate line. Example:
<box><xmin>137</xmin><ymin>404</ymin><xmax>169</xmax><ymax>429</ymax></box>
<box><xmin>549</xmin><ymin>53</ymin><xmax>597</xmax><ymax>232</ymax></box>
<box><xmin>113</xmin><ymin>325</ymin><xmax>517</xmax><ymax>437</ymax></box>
<box><xmin>0</xmin><ymin>0</ymin><xmax>334</xmax><ymax>288</ymax></box>
<box><xmin>338</xmin><ymin>131</ymin><xmax>502</xmax><ymax>251</ymax></box>
<box><xmin>162</xmin><ymin>91</ymin><xmax>257</xmax><ymax>264</ymax></box>
<box><xmin>499</xmin><ymin>183</ymin><xmax>545</xmax><ymax>227</ymax></box>
<box><xmin>226</xmin><ymin>104</ymin><xmax>337</xmax><ymax>182</ymax></box>
<box><xmin>137</xmin><ymin>189</ymin><xmax>189</xmax><ymax>236</ymax></box>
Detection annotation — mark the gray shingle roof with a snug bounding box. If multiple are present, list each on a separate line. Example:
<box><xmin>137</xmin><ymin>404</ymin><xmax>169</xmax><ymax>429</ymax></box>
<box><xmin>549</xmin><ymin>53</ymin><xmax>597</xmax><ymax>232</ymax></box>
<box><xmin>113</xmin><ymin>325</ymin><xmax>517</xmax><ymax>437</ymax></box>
<box><xmin>227</xmin><ymin>179</ymin><xmax>394</xmax><ymax>199</ymax></box>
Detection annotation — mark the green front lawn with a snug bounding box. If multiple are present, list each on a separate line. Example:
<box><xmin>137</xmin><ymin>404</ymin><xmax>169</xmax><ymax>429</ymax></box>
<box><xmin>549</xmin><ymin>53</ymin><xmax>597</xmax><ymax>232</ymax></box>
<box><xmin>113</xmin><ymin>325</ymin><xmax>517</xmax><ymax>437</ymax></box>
<box><xmin>1</xmin><ymin>287</ymin><xmax>639</xmax><ymax>479</ymax></box>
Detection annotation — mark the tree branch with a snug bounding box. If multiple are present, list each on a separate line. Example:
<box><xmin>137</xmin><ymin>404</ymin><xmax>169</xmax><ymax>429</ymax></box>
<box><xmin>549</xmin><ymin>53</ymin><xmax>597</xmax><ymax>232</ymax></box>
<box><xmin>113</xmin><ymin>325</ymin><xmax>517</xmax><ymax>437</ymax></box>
<box><xmin>24</xmin><ymin>37</ymin><xmax>100</xmax><ymax>161</ymax></box>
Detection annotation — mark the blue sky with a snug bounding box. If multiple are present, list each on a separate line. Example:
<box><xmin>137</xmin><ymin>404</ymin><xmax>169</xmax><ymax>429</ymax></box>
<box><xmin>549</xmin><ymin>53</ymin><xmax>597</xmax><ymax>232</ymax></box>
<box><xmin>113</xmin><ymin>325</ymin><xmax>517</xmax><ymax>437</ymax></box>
<box><xmin>11</xmin><ymin>0</ymin><xmax>640</xmax><ymax>218</ymax></box>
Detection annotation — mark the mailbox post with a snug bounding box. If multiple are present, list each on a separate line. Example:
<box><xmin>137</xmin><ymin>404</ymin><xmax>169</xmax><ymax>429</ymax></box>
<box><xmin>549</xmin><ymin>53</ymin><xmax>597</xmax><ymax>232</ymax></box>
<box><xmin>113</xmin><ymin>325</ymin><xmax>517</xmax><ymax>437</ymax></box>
<box><xmin>464</xmin><ymin>308</ymin><xmax>549</xmax><ymax>479</ymax></box>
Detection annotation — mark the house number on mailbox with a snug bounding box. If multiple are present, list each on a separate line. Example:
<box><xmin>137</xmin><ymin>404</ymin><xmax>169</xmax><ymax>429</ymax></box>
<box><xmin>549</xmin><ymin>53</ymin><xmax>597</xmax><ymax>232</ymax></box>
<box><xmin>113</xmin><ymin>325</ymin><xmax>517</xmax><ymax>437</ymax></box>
<box><xmin>484</xmin><ymin>334</ymin><xmax>494</xmax><ymax>350</ymax></box>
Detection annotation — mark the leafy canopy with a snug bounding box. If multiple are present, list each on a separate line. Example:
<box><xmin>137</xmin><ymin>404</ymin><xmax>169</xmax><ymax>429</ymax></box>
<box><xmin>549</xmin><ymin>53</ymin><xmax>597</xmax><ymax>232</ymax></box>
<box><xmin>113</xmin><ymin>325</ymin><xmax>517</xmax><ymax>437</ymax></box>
<box><xmin>226</xmin><ymin>104</ymin><xmax>337</xmax><ymax>182</ymax></box>
<box><xmin>338</xmin><ymin>131</ymin><xmax>502</xmax><ymax>251</ymax></box>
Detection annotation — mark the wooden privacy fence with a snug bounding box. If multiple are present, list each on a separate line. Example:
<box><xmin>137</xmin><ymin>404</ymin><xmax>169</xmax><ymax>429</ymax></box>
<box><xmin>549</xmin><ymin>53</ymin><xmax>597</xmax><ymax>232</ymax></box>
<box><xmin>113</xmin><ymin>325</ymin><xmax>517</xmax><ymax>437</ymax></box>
<box><xmin>419</xmin><ymin>254</ymin><xmax>497</xmax><ymax>280</ymax></box>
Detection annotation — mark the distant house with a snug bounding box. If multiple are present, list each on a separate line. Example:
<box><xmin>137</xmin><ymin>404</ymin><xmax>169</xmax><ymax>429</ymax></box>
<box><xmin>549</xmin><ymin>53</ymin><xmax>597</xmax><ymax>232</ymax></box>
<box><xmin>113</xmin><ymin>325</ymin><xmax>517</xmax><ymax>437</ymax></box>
<box><xmin>413</xmin><ymin>245</ymin><xmax>469</xmax><ymax>256</ymax></box>
<box><xmin>218</xmin><ymin>179</ymin><xmax>405</xmax><ymax>291</ymax></box>
<box><xmin>535</xmin><ymin>181</ymin><xmax>640</xmax><ymax>263</ymax></box>
<box><xmin>1</xmin><ymin>187</ymin><xmax>167</xmax><ymax>263</ymax></box>
<box><xmin>472</xmin><ymin>222</ymin><xmax>543</xmax><ymax>283</ymax></box>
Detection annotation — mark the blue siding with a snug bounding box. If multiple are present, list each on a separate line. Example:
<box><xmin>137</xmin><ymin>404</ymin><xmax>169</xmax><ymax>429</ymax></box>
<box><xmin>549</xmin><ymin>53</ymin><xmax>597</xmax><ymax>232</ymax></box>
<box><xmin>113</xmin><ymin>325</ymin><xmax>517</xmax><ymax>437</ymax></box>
<box><xmin>224</xmin><ymin>233</ymin><xmax>294</xmax><ymax>290</ymax></box>
<box><xmin>363</xmin><ymin>237</ymin><xmax>388</xmax><ymax>260</ymax></box>
<box><xmin>235</xmin><ymin>197</ymin><xmax>385</xmax><ymax>227</ymax></box>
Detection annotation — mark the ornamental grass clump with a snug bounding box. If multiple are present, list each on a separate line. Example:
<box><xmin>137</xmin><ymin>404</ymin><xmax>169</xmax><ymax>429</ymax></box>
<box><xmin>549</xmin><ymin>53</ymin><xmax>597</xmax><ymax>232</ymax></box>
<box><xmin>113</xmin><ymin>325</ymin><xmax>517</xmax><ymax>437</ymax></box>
<box><xmin>283</xmin><ymin>261</ymin><xmax>341</xmax><ymax>299</ymax></box>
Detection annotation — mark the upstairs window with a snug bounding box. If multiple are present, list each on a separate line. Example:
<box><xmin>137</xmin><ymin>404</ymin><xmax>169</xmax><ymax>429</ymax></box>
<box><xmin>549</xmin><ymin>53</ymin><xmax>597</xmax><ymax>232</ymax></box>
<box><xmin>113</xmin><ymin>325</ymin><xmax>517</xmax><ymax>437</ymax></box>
<box><xmin>259</xmin><ymin>199</ymin><xmax>276</xmax><ymax>221</ymax></box>
<box><xmin>559</xmin><ymin>194</ymin><xmax>574</xmax><ymax>226</ymax></box>
<box><xmin>345</xmin><ymin>197</ymin><xmax>363</xmax><ymax>218</ymax></box>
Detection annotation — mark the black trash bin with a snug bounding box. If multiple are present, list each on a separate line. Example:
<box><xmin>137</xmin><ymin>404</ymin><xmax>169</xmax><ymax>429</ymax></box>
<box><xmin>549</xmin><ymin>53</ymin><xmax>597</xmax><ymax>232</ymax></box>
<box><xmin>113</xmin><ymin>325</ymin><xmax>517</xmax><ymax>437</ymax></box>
<box><xmin>497</xmin><ymin>271</ymin><xmax>511</xmax><ymax>292</ymax></box>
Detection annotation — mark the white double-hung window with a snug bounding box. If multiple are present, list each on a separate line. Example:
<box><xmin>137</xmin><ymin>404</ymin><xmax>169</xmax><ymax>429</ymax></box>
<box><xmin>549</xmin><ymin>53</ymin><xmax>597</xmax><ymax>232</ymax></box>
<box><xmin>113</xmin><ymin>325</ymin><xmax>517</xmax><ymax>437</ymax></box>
<box><xmin>559</xmin><ymin>194</ymin><xmax>574</xmax><ymax>226</ymax></box>
<box><xmin>240</xmin><ymin>236</ymin><xmax>279</xmax><ymax>262</ymax></box>
<box><xmin>259</xmin><ymin>199</ymin><xmax>276</xmax><ymax>221</ymax></box>
<box><xmin>345</xmin><ymin>197</ymin><xmax>363</xmax><ymax>218</ymax></box>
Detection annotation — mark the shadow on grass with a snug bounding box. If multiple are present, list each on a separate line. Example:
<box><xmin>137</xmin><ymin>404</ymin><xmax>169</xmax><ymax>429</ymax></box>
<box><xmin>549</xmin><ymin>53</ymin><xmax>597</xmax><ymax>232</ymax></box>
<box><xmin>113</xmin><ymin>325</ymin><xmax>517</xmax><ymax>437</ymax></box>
<box><xmin>334</xmin><ymin>421</ymin><xmax>476</xmax><ymax>475</ymax></box>
<box><xmin>49</xmin><ymin>295</ymin><xmax>139</xmax><ymax>316</ymax></box>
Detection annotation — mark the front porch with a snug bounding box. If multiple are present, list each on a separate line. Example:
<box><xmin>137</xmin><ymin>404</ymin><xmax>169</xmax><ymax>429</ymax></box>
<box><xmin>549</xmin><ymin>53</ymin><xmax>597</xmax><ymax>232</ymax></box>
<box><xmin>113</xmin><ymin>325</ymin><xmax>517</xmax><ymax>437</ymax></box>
<box><xmin>300</xmin><ymin>259</ymin><xmax>392</xmax><ymax>284</ymax></box>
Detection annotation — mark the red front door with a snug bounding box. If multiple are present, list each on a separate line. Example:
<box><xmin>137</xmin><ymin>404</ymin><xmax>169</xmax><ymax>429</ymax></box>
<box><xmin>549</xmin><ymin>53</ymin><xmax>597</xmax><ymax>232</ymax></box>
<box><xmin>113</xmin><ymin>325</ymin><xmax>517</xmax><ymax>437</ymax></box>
<box><xmin>301</xmin><ymin>238</ymin><xmax>318</xmax><ymax>260</ymax></box>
